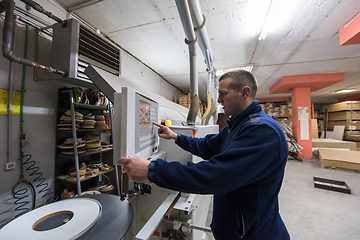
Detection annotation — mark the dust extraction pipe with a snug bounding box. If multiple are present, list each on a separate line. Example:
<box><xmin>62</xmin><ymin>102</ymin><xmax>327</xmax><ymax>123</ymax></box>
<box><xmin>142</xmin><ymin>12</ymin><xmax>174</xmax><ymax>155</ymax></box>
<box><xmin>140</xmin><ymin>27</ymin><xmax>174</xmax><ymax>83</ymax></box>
<box><xmin>176</xmin><ymin>0</ymin><xmax>217</xmax><ymax>125</ymax></box>
<box><xmin>175</xmin><ymin>0</ymin><xmax>199</xmax><ymax>125</ymax></box>
<box><xmin>187</xmin><ymin>0</ymin><xmax>217</xmax><ymax>125</ymax></box>
<box><xmin>188</xmin><ymin>0</ymin><xmax>213</xmax><ymax>71</ymax></box>
<box><xmin>2</xmin><ymin>0</ymin><xmax>67</xmax><ymax>76</ymax></box>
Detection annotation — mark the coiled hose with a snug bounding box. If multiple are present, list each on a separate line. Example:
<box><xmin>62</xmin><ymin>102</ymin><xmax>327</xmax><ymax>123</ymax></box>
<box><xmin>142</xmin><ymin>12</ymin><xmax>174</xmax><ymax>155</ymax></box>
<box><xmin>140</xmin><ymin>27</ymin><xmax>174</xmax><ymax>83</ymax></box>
<box><xmin>12</xmin><ymin>154</ymin><xmax>55</xmax><ymax>218</ymax></box>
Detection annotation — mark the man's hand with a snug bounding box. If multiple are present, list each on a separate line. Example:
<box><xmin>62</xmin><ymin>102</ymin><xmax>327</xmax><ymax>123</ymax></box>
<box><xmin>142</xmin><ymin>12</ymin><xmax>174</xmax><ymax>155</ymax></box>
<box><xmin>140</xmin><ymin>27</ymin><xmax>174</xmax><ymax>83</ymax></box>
<box><xmin>153</xmin><ymin>122</ymin><xmax>178</xmax><ymax>141</ymax></box>
<box><xmin>118</xmin><ymin>156</ymin><xmax>150</xmax><ymax>182</ymax></box>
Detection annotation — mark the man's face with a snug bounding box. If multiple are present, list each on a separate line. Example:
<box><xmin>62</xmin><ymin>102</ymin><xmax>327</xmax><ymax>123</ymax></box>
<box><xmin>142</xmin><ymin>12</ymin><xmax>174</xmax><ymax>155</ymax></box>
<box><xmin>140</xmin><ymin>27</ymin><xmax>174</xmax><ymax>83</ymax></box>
<box><xmin>217</xmin><ymin>78</ymin><xmax>243</xmax><ymax>116</ymax></box>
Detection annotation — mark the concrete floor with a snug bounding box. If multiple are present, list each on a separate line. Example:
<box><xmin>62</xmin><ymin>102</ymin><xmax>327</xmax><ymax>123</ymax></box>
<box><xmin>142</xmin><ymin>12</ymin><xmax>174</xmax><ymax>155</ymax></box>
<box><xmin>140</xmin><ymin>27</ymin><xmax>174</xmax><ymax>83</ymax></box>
<box><xmin>204</xmin><ymin>156</ymin><xmax>360</xmax><ymax>240</ymax></box>
<box><xmin>280</xmin><ymin>157</ymin><xmax>360</xmax><ymax>240</ymax></box>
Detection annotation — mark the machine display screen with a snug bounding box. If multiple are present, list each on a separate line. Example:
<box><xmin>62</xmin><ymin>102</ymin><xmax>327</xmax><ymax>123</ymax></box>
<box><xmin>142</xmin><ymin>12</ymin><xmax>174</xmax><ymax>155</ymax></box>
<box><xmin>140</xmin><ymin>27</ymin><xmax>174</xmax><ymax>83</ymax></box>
<box><xmin>139</xmin><ymin>100</ymin><xmax>150</xmax><ymax>124</ymax></box>
<box><xmin>135</xmin><ymin>93</ymin><xmax>158</xmax><ymax>153</ymax></box>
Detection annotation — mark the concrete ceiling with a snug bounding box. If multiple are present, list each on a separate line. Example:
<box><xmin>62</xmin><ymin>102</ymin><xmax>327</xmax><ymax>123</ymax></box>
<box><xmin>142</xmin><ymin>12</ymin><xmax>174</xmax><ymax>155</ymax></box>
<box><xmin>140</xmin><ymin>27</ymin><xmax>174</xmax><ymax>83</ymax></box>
<box><xmin>55</xmin><ymin>0</ymin><xmax>360</xmax><ymax>103</ymax></box>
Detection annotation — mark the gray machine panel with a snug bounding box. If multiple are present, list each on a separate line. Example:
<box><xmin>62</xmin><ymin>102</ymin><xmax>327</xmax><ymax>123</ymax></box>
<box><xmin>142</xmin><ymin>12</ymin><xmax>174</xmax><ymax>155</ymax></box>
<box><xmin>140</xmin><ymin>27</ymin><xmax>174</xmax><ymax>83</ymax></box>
<box><xmin>113</xmin><ymin>87</ymin><xmax>159</xmax><ymax>165</ymax></box>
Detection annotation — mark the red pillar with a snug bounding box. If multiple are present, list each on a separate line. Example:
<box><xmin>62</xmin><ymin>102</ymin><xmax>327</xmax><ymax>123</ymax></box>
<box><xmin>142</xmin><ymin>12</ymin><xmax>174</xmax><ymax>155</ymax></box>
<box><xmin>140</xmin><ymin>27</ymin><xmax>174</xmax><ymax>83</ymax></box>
<box><xmin>291</xmin><ymin>87</ymin><xmax>312</xmax><ymax>159</ymax></box>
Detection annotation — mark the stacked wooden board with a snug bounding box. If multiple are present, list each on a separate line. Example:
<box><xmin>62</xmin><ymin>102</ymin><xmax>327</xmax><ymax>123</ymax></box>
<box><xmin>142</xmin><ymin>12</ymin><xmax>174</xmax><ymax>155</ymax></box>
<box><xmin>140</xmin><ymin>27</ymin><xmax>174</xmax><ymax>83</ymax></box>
<box><xmin>323</xmin><ymin>101</ymin><xmax>360</xmax><ymax>147</ymax></box>
<box><xmin>318</xmin><ymin>148</ymin><xmax>360</xmax><ymax>172</ymax></box>
<box><xmin>312</xmin><ymin>138</ymin><xmax>357</xmax><ymax>150</ymax></box>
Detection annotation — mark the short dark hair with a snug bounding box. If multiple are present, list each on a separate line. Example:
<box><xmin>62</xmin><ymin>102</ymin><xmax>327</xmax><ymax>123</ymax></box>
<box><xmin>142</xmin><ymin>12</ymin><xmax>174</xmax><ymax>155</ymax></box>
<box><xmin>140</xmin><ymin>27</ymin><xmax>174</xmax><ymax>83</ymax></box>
<box><xmin>219</xmin><ymin>70</ymin><xmax>258</xmax><ymax>98</ymax></box>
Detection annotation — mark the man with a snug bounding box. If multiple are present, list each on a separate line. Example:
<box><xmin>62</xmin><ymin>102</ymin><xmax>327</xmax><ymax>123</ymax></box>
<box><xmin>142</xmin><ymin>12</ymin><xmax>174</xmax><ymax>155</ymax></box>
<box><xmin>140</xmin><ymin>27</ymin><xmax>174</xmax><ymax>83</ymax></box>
<box><xmin>118</xmin><ymin>70</ymin><xmax>290</xmax><ymax>240</ymax></box>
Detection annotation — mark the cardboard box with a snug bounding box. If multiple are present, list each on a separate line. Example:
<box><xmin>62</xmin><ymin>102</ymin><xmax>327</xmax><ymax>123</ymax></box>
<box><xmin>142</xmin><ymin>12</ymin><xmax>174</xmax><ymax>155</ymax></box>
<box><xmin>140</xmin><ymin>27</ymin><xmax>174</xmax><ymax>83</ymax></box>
<box><xmin>318</xmin><ymin>148</ymin><xmax>360</xmax><ymax>171</ymax></box>
<box><xmin>311</xmin><ymin>119</ymin><xmax>319</xmax><ymax>138</ymax></box>
<box><xmin>327</xmin><ymin>121</ymin><xmax>360</xmax><ymax>131</ymax></box>
<box><xmin>343</xmin><ymin>131</ymin><xmax>360</xmax><ymax>142</ymax></box>
<box><xmin>312</xmin><ymin>139</ymin><xmax>357</xmax><ymax>150</ymax></box>
<box><xmin>323</xmin><ymin>101</ymin><xmax>360</xmax><ymax>113</ymax></box>
<box><xmin>356</xmin><ymin>141</ymin><xmax>360</xmax><ymax>151</ymax></box>
<box><xmin>328</xmin><ymin>111</ymin><xmax>360</xmax><ymax>121</ymax></box>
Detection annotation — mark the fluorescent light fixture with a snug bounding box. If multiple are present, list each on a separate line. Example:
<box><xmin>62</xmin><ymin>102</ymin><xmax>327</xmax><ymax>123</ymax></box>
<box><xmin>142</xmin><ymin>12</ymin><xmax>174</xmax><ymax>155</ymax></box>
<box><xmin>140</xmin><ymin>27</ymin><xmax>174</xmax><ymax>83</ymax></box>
<box><xmin>216</xmin><ymin>65</ymin><xmax>253</xmax><ymax>76</ymax></box>
<box><xmin>335</xmin><ymin>89</ymin><xmax>356</xmax><ymax>94</ymax></box>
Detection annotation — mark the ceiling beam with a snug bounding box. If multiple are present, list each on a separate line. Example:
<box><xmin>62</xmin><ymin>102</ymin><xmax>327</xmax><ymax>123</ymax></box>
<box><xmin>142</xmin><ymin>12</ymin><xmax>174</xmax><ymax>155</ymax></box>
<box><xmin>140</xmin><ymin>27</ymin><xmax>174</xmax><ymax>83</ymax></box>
<box><xmin>270</xmin><ymin>73</ymin><xmax>345</xmax><ymax>94</ymax></box>
<box><xmin>338</xmin><ymin>93</ymin><xmax>360</xmax><ymax>102</ymax></box>
<box><xmin>257</xmin><ymin>97</ymin><xmax>289</xmax><ymax>103</ymax></box>
<box><xmin>339</xmin><ymin>13</ymin><xmax>360</xmax><ymax>46</ymax></box>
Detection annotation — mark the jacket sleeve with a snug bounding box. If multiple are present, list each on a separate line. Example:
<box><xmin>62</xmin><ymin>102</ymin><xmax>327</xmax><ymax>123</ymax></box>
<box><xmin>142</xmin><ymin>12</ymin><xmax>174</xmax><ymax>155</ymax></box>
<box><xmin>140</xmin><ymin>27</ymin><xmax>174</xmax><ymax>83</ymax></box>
<box><xmin>148</xmin><ymin>123</ymin><xmax>286</xmax><ymax>194</ymax></box>
<box><xmin>174</xmin><ymin>126</ymin><xmax>228</xmax><ymax>160</ymax></box>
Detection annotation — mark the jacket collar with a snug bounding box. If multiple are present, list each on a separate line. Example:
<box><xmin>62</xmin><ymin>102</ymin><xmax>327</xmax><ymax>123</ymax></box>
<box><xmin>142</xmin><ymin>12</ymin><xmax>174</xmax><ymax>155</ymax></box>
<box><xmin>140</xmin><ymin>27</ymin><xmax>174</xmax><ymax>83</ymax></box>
<box><xmin>226</xmin><ymin>100</ymin><xmax>261</xmax><ymax>130</ymax></box>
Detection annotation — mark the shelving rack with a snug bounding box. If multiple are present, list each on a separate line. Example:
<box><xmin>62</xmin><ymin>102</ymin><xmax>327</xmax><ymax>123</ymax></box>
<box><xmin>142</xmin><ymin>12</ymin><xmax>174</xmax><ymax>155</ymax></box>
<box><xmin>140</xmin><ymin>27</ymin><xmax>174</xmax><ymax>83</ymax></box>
<box><xmin>55</xmin><ymin>88</ymin><xmax>120</xmax><ymax>197</ymax></box>
<box><xmin>323</xmin><ymin>101</ymin><xmax>360</xmax><ymax>140</ymax></box>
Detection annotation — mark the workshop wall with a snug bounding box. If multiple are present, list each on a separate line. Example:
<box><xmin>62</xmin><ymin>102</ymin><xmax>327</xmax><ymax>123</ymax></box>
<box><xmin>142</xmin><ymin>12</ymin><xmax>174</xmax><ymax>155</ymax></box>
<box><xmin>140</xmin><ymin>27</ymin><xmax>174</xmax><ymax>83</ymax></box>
<box><xmin>0</xmin><ymin>0</ymin><xmax>183</xmax><ymax>225</ymax></box>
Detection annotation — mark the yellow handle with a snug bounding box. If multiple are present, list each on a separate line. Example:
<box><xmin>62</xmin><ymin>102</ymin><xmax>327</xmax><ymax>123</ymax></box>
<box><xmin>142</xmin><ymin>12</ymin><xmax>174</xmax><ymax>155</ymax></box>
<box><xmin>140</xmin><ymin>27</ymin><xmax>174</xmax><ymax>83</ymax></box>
<box><xmin>159</xmin><ymin>119</ymin><xmax>172</xmax><ymax>126</ymax></box>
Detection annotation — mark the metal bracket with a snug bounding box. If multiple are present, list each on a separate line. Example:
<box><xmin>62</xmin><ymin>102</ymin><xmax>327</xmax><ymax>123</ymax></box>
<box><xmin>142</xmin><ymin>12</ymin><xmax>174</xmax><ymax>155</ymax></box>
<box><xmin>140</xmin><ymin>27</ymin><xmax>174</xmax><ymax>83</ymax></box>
<box><xmin>173</xmin><ymin>194</ymin><xmax>196</xmax><ymax>214</ymax></box>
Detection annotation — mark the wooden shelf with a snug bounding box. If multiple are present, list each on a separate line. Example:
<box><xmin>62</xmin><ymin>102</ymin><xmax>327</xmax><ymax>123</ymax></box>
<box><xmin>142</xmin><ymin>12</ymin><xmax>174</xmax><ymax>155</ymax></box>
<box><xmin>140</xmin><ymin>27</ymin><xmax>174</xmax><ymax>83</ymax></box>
<box><xmin>56</xmin><ymin>88</ymin><xmax>119</xmax><ymax>197</ymax></box>
<box><xmin>74</xmin><ymin>103</ymin><xmax>108</xmax><ymax>110</ymax></box>
<box><xmin>59</xmin><ymin>148</ymin><xmax>113</xmax><ymax>158</ymax></box>
<box><xmin>57</xmin><ymin>167</ymin><xmax>115</xmax><ymax>183</ymax></box>
<box><xmin>58</xmin><ymin>128</ymin><xmax>111</xmax><ymax>132</ymax></box>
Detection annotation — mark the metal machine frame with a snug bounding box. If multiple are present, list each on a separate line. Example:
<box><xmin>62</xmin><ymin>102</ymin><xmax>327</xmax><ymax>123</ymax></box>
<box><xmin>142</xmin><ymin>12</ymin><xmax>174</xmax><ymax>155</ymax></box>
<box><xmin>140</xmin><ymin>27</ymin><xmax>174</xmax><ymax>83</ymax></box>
<box><xmin>85</xmin><ymin>65</ymin><xmax>218</xmax><ymax>239</ymax></box>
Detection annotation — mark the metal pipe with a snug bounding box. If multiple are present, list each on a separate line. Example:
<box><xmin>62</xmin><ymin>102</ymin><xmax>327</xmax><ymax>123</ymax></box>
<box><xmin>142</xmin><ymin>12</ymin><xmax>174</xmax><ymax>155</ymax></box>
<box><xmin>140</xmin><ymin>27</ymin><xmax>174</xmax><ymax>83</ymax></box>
<box><xmin>187</xmin><ymin>43</ymin><xmax>199</xmax><ymax>125</ymax></box>
<box><xmin>108</xmin><ymin>104</ymin><xmax>121</xmax><ymax>196</ymax></box>
<box><xmin>19</xmin><ymin>0</ymin><xmax>66</xmax><ymax>27</ymax></box>
<box><xmin>7</xmin><ymin>14</ymin><xmax>16</xmax><ymax>164</ymax></box>
<box><xmin>2</xmin><ymin>0</ymin><xmax>67</xmax><ymax>77</ymax></box>
<box><xmin>190</xmin><ymin>223</ymin><xmax>212</xmax><ymax>232</ymax></box>
<box><xmin>69</xmin><ymin>90</ymin><xmax>82</xmax><ymax>196</ymax></box>
<box><xmin>175</xmin><ymin>0</ymin><xmax>197</xmax><ymax>44</ymax></box>
<box><xmin>162</xmin><ymin>219</ymin><xmax>212</xmax><ymax>233</ymax></box>
<box><xmin>15</xmin><ymin>5</ymin><xmax>52</xmax><ymax>27</ymax></box>
<box><xmin>188</xmin><ymin>0</ymin><xmax>217</xmax><ymax>125</ymax></box>
<box><xmin>7</xmin><ymin>63</ymin><xmax>14</xmax><ymax>164</ymax></box>
<box><xmin>188</xmin><ymin>0</ymin><xmax>214</xmax><ymax>71</ymax></box>
<box><xmin>3</xmin><ymin>0</ymin><xmax>15</xmax><ymax>53</ymax></box>
<box><xmin>175</xmin><ymin>0</ymin><xmax>199</xmax><ymax>125</ymax></box>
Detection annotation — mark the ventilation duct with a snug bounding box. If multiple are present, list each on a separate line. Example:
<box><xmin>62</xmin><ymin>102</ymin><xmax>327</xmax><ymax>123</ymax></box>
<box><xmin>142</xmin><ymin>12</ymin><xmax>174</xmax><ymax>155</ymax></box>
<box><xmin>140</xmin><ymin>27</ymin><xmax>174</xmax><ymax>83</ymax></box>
<box><xmin>49</xmin><ymin>18</ymin><xmax>120</xmax><ymax>88</ymax></box>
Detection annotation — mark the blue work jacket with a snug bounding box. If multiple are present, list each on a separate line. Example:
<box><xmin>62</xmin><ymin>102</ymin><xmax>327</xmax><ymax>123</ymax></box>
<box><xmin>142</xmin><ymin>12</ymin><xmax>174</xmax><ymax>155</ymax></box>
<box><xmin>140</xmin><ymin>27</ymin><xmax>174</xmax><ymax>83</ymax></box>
<box><xmin>148</xmin><ymin>100</ymin><xmax>290</xmax><ymax>240</ymax></box>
